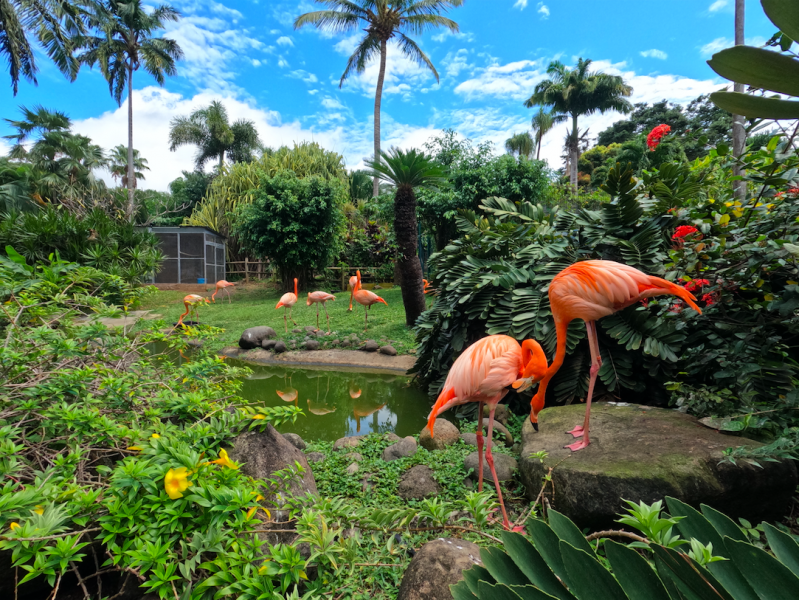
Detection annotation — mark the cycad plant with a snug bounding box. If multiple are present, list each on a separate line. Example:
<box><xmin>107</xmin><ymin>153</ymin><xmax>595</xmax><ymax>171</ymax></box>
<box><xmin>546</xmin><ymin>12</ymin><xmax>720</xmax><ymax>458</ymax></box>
<box><xmin>368</xmin><ymin>148</ymin><xmax>446</xmax><ymax>326</ymax></box>
<box><xmin>295</xmin><ymin>0</ymin><xmax>463</xmax><ymax>197</ymax></box>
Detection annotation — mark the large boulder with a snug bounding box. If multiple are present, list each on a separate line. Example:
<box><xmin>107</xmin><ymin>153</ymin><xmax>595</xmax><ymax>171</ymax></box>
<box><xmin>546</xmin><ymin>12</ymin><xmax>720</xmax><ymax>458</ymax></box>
<box><xmin>398</xmin><ymin>465</ymin><xmax>441</xmax><ymax>500</ymax></box>
<box><xmin>420</xmin><ymin>419</ymin><xmax>460</xmax><ymax>451</ymax></box>
<box><xmin>238</xmin><ymin>326</ymin><xmax>277</xmax><ymax>349</ymax></box>
<box><xmin>382</xmin><ymin>436</ymin><xmax>418</xmax><ymax>461</ymax></box>
<box><xmin>397</xmin><ymin>538</ymin><xmax>483</xmax><ymax>600</ymax></box>
<box><xmin>519</xmin><ymin>404</ymin><xmax>798</xmax><ymax>528</ymax></box>
<box><xmin>464</xmin><ymin>451</ymin><xmax>517</xmax><ymax>481</ymax></box>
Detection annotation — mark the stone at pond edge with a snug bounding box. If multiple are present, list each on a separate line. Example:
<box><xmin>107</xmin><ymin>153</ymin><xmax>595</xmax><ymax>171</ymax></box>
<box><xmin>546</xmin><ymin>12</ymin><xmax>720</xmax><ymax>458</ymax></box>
<box><xmin>292</xmin><ymin>328</ymin><xmax>303</xmax><ymax>333</ymax></box>
<box><xmin>464</xmin><ymin>451</ymin><xmax>517</xmax><ymax>481</ymax></box>
<box><xmin>333</xmin><ymin>435</ymin><xmax>364</xmax><ymax>451</ymax></box>
<box><xmin>273</xmin><ymin>341</ymin><xmax>287</xmax><ymax>353</ymax></box>
<box><xmin>340</xmin><ymin>340</ymin><xmax>351</xmax><ymax>347</ymax></box>
<box><xmin>460</xmin><ymin>433</ymin><xmax>497</xmax><ymax>450</ymax></box>
<box><xmin>397</xmin><ymin>538</ymin><xmax>483</xmax><ymax>600</ymax></box>
<box><xmin>419</xmin><ymin>419</ymin><xmax>460</xmax><ymax>451</ymax></box>
<box><xmin>306</xmin><ymin>452</ymin><xmax>325</xmax><ymax>463</ymax></box>
<box><xmin>378</xmin><ymin>345</ymin><xmax>397</xmax><ymax>356</ymax></box>
<box><xmin>519</xmin><ymin>404</ymin><xmax>799</xmax><ymax>529</ymax></box>
<box><xmin>282</xmin><ymin>433</ymin><xmax>306</xmax><ymax>450</ymax></box>
<box><xmin>238</xmin><ymin>326</ymin><xmax>277</xmax><ymax>349</ymax></box>
<box><xmin>303</xmin><ymin>340</ymin><xmax>320</xmax><ymax>350</ymax></box>
<box><xmin>398</xmin><ymin>465</ymin><xmax>441</xmax><ymax>500</ymax></box>
<box><xmin>261</xmin><ymin>339</ymin><xmax>277</xmax><ymax>350</ymax></box>
<box><xmin>361</xmin><ymin>340</ymin><xmax>379</xmax><ymax>352</ymax></box>
<box><xmin>494</xmin><ymin>404</ymin><xmax>509</xmax><ymax>426</ymax></box>
<box><xmin>480</xmin><ymin>418</ymin><xmax>513</xmax><ymax>446</ymax></box>
<box><xmin>382</xmin><ymin>436</ymin><xmax>418</xmax><ymax>461</ymax></box>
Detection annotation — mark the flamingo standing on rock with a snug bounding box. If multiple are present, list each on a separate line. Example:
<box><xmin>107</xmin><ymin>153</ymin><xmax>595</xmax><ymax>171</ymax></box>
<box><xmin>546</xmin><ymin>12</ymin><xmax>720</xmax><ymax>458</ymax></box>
<box><xmin>276</xmin><ymin>278</ymin><xmax>299</xmax><ymax>333</ymax></box>
<box><xmin>176</xmin><ymin>294</ymin><xmax>210</xmax><ymax>327</ymax></box>
<box><xmin>307</xmin><ymin>291</ymin><xmax>336</xmax><ymax>333</ymax></box>
<box><xmin>212</xmin><ymin>280</ymin><xmax>235</xmax><ymax>303</ymax></box>
<box><xmin>427</xmin><ymin>334</ymin><xmax>549</xmax><ymax>530</ymax></box>
<box><xmin>347</xmin><ymin>275</ymin><xmax>358</xmax><ymax>312</ymax></box>
<box><xmin>352</xmin><ymin>270</ymin><xmax>387</xmax><ymax>331</ymax></box>
<box><xmin>514</xmin><ymin>260</ymin><xmax>703</xmax><ymax>452</ymax></box>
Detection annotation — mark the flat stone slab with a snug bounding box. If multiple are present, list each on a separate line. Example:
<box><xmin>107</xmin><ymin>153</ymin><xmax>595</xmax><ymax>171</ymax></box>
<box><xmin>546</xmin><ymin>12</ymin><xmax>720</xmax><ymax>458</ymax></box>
<box><xmin>221</xmin><ymin>347</ymin><xmax>415</xmax><ymax>374</ymax></box>
<box><xmin>519</xmin><ymin>404</ymin><xmax>797</xmax><ymax>528</ymax></box>
<box><xmin>76</xmin><ymin>310</ymin><xmax>162</xmax><ymax>328</ymax></box>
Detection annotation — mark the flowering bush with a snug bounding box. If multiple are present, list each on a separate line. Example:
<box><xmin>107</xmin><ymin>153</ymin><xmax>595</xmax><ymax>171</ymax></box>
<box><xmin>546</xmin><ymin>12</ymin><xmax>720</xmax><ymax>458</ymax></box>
<box><xmin>646</xmin><ymin>124</ymin><xmax>672</xmax><ymax>150</ymax></box>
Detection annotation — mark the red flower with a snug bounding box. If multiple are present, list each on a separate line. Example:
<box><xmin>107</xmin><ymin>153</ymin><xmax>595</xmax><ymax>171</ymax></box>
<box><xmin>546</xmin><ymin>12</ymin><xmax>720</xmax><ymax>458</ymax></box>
<box><xmin>701</xmin><ymin>293</ymin><xmax>717</xmax><ymax>306</ymax></box>
<box><xmin>672</xmin><ymin>225</ymin><xmax>700</xmax><ymax>240</ymax></box>
<box><xmin>683</xmin><ymin>279</ymin><xmax>710</xmax><ymax>293</ymax></box>
<box><xmin>787</xmin><ymin>188</ymin><xmax>799</xmax><ymax>196</ymax></box>
<box><xmin>647</xmin><ymin>124</ymin><xmax>672</xmax><ymax>150</ymax></box>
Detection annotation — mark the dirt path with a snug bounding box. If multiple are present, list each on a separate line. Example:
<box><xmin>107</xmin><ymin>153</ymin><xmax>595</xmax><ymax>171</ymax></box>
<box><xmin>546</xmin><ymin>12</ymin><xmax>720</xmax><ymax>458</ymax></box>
<box><xmin>220</xmin><ymin>347</ymin><xmax>416</xmax><ymax>375</ymax></box>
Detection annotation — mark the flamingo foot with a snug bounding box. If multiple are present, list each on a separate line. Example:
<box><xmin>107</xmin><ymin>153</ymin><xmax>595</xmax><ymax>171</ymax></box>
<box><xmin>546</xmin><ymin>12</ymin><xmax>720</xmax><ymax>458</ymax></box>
<box><xmin>566</xmin><ymin>425</ymin><xmax>584</xmax><ymax>438</ymax></box>
<box><xmin>565</xmin><ymin>439</ymin><xmax>590</xmax><ymax>452</ymax></box>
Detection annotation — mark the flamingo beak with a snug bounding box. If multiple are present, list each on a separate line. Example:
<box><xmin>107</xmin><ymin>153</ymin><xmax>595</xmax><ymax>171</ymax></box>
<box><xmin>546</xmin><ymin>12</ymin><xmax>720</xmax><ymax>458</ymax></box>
<box><xmin>512</xmin><ymin>377</ymin><xmax>533</xmax><ymax>392</ymax></box>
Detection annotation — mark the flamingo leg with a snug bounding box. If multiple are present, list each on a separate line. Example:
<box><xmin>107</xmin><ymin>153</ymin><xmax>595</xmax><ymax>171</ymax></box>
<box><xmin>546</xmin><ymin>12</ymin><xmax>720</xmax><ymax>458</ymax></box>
<box><xmin>315</xmin><ymin>303</ymin><xmax>320</xmax><ymax>331</ymax></box>
<box><xmin>226</xmin><ymin>288</ymin><xmax>232</xmax><ymax>304</ymax></box>
<box><xmin>323</xmin><ymin>303</ymin><xmax>330</xmax><ymax>333</ymax></box>
<box><xmin>476</xmin><ymin>401</ymin><xmax>484</xmax><ymax>493</ymax></box>
<box><xmin>566</xmin><ymin>320</ymin><xmax>601</xmax><ymax>451</ymax></box>
<box><xmin>284</xmin><ymin>309</ymin><xmax>288</xmax><ymax>333</ymax></box>
<box><xmin>485</xmin><ymin>405</ymin><xmax>510</xmax><ymax>529</ymax></box>
<box><xmin>290</xmin><ymin>306</ymin><xmax>297</xmax><ymax>326</ymax></box>
<box><xmin>364</xmin><ymin>305</ymin><xmax>369</xmax><ymax>330</ymax></box>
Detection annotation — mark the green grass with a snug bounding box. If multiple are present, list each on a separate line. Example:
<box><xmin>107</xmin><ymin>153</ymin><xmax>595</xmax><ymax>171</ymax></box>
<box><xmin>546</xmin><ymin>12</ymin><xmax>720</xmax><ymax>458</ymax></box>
<box><xmin>137</xmin><ymin>282</ymin><xmax>417</xmax><ymax>354</ymax></box>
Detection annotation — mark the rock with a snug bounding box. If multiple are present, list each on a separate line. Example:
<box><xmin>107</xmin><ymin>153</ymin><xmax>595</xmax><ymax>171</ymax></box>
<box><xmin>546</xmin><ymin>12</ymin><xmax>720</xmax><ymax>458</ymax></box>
<box><xmin>361</xmin><ymin>340</ymin><xmax>379</xmax><ymax>352</ymax></box>
<box><xmin>186</xmin><ymin>338</ymin><xmax>203</xmax><ymax>348</ymax></box>
<box><xmin>464</xmin><ymin>451</ymin><xmax>517</xmax><ymax>482</ymax></box>
<box><xmin>346</xmin><ymin>462</ymin><xmax>360</xmax><ymax>475</ymax></box>
<box><xmin>340</xmin><ymin>340</ymin><xmax>352</xmax><ymax>347</ymax></box>
<box><xmin>378</xmin><ymin>345</ymin><xmax>397</xmax><ymax>356</ymax></box>
<box><xmin>480</xmin><ymin>418</ymin><xmax>514</xmax><ymax>446</ymax></box>
<box><xmin>459</xmin><ymin>433</ymin><xmax>497</xmax><ymax>450</ymax></box>
<box><xmin>331</xmin><ymin>339</ymin><xmax>340</xmax><ymax>346</ymax></box>
<box><xmin>382</xmin><ymin>437</ymin><xmax>418</xmax><ymax>461</ymax></box>
<box><xmin>519</xmin><ymin>404</ymin><xmax>799</xmax><ymax>529</ymax></box>
<box><xmin>397</xmin><ymin>538</ymin><xmax>483</xmax><ymax>600</ymax></box>
<box><xmin>374</xmin><ymin>284</ymin><xmax>382</xmax><ymax>289</ymax></box>
<box><xmin>303</xmin><ymin>340</ymin><xmax>320</xmax><ymax>350</ymax></box>
<box><xmin>344</xmin><ymin>452</ymin><xmax>364</xmax><ymax>462</ymax></box>
<box><xmin>307</xmin><ymin>452</ymin><xmax>325</xmax><ymax>463</ymax></box>
<box><xmin>273</xmin><ymin>341</ymin><xmax>288</xmax><ymax>353</ymax></box>
<box><xmin>292</xmin><ymin>328</ymin><xmax>303</xmax><ymax>333</ymax></box>
<box><xmin>494</xmin><ymin>404</ymin><xmax>509</xmax><ymax>426</ymax></box>
<box><xmin>304</xmin><ymin>336</ymin><xmax>311</xmax><ymax>342</ymax></box>
<box><xmin>333</xmin><ymin>435</ymin><xmax>364</xmax><ymax>451</ymax></box>
<box><xmin>386</xmin><ymin>432</ymin><xmax>403</xmax><ymax>443</ymax></box>
<box><xmin>419</xmin><ymin>419</ymin><xmax>460</xmax><ymax>451</ymax></box>
<box><xmin>305</xmin><ymin>326</ymin><xmax>316</xmax><ymax>333</ymax></box>
<box><xmin>282</xmin><ymin>433</ymin><xmax>306</xmax><ymax>450</ymax></box>
<box><xmin>398</xmin><ymin>465</ymin><xmax>441</xmax><ymax>500</ymax></box>
<box><xmin>261</xmin><ymin>339</ymin><xmax>277</xmax><ymax>350</ymax></box>
<box><xmin>238</xmin><ymin>326</ymin><xmax>277</xmax><ymax>349</ymax></box>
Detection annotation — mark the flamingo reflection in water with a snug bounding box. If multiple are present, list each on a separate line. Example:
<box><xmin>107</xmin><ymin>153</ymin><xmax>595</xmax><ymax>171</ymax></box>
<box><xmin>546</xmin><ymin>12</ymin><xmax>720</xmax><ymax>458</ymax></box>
<box><xmin>307</xmin><ymin>375</ymin><xmax>336</xmax><ymax>416</ymax></box>
<box><xmin>276</xmin><ymin>374</ymin><xmax>298</xmax><ymax>408</ymax></box>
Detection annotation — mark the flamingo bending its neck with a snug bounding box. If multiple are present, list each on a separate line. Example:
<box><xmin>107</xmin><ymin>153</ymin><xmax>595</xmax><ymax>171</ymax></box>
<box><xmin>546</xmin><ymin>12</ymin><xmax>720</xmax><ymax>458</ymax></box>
<box><xmin>352</xmin><ymin>270</ymin><xmax>387</xmax><ymax>331</ymax></box>
<box><xmin>177</xmin><ymin>294</ymin><xmax>209</xmax><ymax>327</ymax></box>
<box><xmin>307</xmin><ymin>291</ymin><xmax>336</xmax><ymax>332</ymax></box>
<box><xmin>515</xmin><ymin>259</ymin><xmax>702</xmax><ymax>452</ymax></box>
<box><xmin>212</xmin><ymin>280</ymin><xmax>235</xmax><ymax>303</ymax></box>
<box><xmin>276</xmin><ymin>278</ymin><xmax>299</xmax><ymax>333</ymax></box>
<box><xmin>348</xmin><ymin>275</ymin><xmax>358</xmax><ymax>312</ymax></box>
<box><xmin>427</xmin><ymin>334</ymin><xmax>548</xmax><ymax>530</ymax></box>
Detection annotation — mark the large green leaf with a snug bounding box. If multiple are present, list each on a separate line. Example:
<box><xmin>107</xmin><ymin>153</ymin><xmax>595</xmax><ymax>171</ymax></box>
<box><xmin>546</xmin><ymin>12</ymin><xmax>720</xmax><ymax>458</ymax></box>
<box><xmin>724</xmin><ymin>537</ymin><xmax>799</xmax><ymax>599</ymax></box>
<box><xmin>464</xmin><ymin>564</ymin><xmax>496</xmax><ymax>596</ymax></box>
<box><xmin>762</xmin><ymin>0</ymin><xmax>799</xmax><ymax>43</ymax></box>
<box><xmin>481</xmin><ymin>547</ymin><xmax>531</xmax><ymax>587</ymax></box>
<box><xmin>604</xmin><ymin>540</ymin><xmax>671</xmax><ymax>600</ymax></box>
<box><xmin>528</xmin><ymin>519</ymin><xmax>573</xmax><ymax>589</ymax></box>
<box><xmin>452</xmin><ymin>580</ymin><xmax>480</xmax><ymax>600</ymax></box>
<box><xmin>507</xmin><ymin>585</ymin><xmax>561</xmax><ymax>600</ymax></box>
<box><xmin>477</xmin><ymin>582</ymin><xmax>524</xmax><ymax>600</ymax></box>
<box><xmin>560</xmin><ymin>541</ymin><xmax>627</xmax><ymax>600</ymax></box>
<box><xmin>707</xmin><ymin>47</ymin><xmax>799</xmax><ymax>97</ymax></box>
<box><xmin>763</xmin><ymin>523</ymin><xmax>799</xmax><ymax>579</ymax></box>
<box><xmin>709</xmin><ymin>92</ymin><xmax>799</xmax><ymax>120</ymax></box>
<box><xmin>700</xmin><ymin>505</ymin><xmax>747</xmax><ymax>542</ymax></box>
<box><xmin>501</xmin><ymin>532</ymin><xmax>577</xmax><ymax>600</ymax></box>
<box><xmin>548</xmin><ymin>510</ymin><xmax>596</xmax><ymax>556</ymax></box>
<box><xmin>652</xmin><ymin>545</ymin><xmax>733</xmax><ymax>600</ymax></box>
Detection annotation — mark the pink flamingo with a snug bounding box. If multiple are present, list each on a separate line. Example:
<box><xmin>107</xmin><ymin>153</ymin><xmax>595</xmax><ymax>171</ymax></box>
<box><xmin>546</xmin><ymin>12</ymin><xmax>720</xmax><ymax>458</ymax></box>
<box><xmin>212</xmin><ymin>280</ymin><xmax>235</xmax><ymax>303</ymax></box>
<box><xmin>347</xmin><ymin>275</ymin><xmax>358</xmax><ymax>312</ymax></box>
<box><xmin>427</xmin><ymin>334</ymin><xmax>548</xmax><ymax>529</ymax></box>
<box><xmin>352</xmin><ymin>270</ymin><xmax>387</xmax><ymax>330</ymax></box>
<box><xmin>515</xmin><ymin>260</ymin><xmax>702</xmax><ymax>452</ymax></box>
<box><xmin>307</xmin><ymin>291</ymin><xmax>336</xmax><ymax>332</ymax></box>
<box><xmin>176</xmin><ymin>294</ymin><xmax>209</xmax><ymax>327</ymax></box>
<box><xmin>275</xmin><ymin>278</ymin><xmax>298</xmax><ymax>333</ymax></box>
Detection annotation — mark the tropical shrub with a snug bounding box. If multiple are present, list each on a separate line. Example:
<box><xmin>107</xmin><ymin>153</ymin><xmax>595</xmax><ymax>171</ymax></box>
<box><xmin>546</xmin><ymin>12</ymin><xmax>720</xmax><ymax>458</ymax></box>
<box><xmin>232</xmin><ymin>170</ymin><xmax>347</xmax><ymax>291</ymax></box>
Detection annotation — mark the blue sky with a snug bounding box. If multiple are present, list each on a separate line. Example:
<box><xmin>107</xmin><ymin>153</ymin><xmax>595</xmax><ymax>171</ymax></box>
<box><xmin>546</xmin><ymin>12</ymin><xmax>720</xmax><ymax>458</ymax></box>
<box><xmin>0</xmin><ymin>0</ymin><xmax>779</xmax><ymax>190</ymax></box>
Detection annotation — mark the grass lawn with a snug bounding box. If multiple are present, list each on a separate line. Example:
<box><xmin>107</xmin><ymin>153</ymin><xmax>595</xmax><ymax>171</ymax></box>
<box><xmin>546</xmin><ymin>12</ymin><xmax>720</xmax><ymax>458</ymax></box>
<box><xmin>137</xmin><ymin>282</ymin><xmax>418</xmax><ymax>354</ymax></box>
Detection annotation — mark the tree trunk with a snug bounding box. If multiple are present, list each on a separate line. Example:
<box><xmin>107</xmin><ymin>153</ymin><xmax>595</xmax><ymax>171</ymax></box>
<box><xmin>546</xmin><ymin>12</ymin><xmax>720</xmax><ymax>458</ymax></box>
<box><xmin>393</xmin><ymin>184</ymin><xmax>426</xmax><ymax>327</ymax></box>
<box><xmin>373</xmin><ymin>40</ymin><xmax>387</xmax><ymax>198</ymax></box>
<box><xmin>569</xmin><ymin>114</ymin><xmax>579</xmax><ymax>195</ymax></box>
<box><xmin>732</xmin><ymin>0</ymin><xmax>746</xmax><ymax>201</ymax></box>
<box><xmin>536</xmin><ymin>134</ymin><xmax>542</xmax><ymax>161</ymax></box>
<box><xmin>219</xmin><ymin>152</ymin><xmax>224</xmax><ymax>171</ymax></box>
<box><xmin>126</xmin><ymin>64</ymin><xmax>135</xmax><ymax>221</ymax></box>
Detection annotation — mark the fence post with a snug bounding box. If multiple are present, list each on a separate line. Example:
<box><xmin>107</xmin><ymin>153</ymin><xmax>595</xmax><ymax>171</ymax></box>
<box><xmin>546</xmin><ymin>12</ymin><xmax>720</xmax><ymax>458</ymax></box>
<box><xmin>245</xmin><ymin>257</ymin><xmax>249</xmax><ymax>284</ymax></box>
<box><xmin>341</xmin><ymin>268</ymin><xmax>346</xmax><ymax>291</ymax></box>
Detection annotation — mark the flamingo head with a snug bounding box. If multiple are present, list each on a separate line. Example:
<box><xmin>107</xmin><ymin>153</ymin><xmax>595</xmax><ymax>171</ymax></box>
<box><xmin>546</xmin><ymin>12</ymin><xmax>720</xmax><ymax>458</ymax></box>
<box><xmin>512</xmin><ymin>339</ymin><xmax>548</xmax><ymax>393</ymax></box>
<box><xmin>306</xmin><ymin>293</ymin><xmax>312</xmax><ymax>306</ymax></box>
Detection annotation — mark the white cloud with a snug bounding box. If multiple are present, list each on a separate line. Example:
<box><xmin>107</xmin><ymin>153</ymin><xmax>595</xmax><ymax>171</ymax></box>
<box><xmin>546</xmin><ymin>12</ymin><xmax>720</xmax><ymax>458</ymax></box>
<box><xmin>321</xmin><ymin>97</ymin><xmax>345</xmax><ymax>110</ymax></box>
<box><xmin>278</xmin><ymin>56</ymin><xmax>290</xmax><ymax>68</ymax></box>
<box><xmin>431</xmin><ymin>29</ymin><xmax>475</xmax><ymax>43</ymax></box>
<box><xmin>442</xmin><ymin>49</ymin><xmax>472</xmax><ymax>78</ymax></box>
<box><xmin>640</xmin><ymin>49</ymin><xmax>668</xmax><ymax>60</ymax></box>
<box><xmin>700</xmin><ymin>35</ymin><xmax>767</xmax><ymax>57</ymax></box>
<box><xmin>454</xmin><ymin>59</ymin><xmax>545</xmax><ymax>101</ymax></box>
<box><xmin>513</xmin><ymin>0</ymin><xmax>529</xmax><ymax>9</ymax></box>
<box><xmin>288</xmin><ymin>69</ymin><xmax>318</xmax><ymax>84</ymax></box>
<box><xmin>277</xmin><ymin>36</ymin><xmax>294</xmax><ymax>47</ymax></box>
<box><xmin>537</xmin><ymin>3</ymin><xmax>550</xmax><ymax>19</ymax></box>
<box><xmin>333</xmin><ymin>33</ymin><xmax>362</xmax><ymax>57</ymax></box>
<box><xmin>709</xmin><ymin>0</ymin><xmax>729</xmax><ymax>12</ymax></box>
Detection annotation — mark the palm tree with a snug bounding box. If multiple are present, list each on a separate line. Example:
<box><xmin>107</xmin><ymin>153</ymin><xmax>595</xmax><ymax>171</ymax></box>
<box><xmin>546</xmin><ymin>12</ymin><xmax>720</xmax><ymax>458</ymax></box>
<box><xmin>367</xmin><ymin>147</ymin><xmax>446</xmax><ymax>326</ymax></box>
<box><xmin>108</xmin><ymin>144</ymin><xmax>149</xmax><ymax>186</ymax></box>
<box><xmin>295</xmin><ymin>0</ymin><xmax>463</xmax><ymax>197</ymax></box>
<box><xmin>168</xmin><ymin>101</ymin><xmax>261</xmax><ymax>170</ymax></box>
<box><xmin>525</xmin><ymin>58</ymin><xmax>633</xmax><ymax>191</ymax></box>
<box><xmin>530</xmin><ymin>107</ymin><xmax>566</xmax><ymax>160</ymax></box>
<box><xmin>79</xmin><ymin>0</ymin><xmax>182</xmax><ymax>221</ymax></box>
<box><xmin>1</xmin><ymin>0</ymin><xmax>89</xmax><ymax>95</ymax></box>
<box><xmin>505</xmin><ymin>132</ymin><xmax>534</xmax><ymax>158</ymax></box>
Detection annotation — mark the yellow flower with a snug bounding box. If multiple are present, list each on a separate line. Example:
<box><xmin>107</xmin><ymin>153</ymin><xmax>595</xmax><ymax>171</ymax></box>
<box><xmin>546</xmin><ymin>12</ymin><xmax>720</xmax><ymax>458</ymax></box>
<box><xmin>151</xmin><ymin>433</ymin><xmax>160</xmax><ymax>439</ymax></box>
<box><xmin>164</xmin><ymin>467</ymin><xmax>192</xmax><ymax>499</ymax></box>
<box><xmin>732</xmin><ymin>208</ymin><xmax>744</xmax><ymax>218</ymax></box>
<box><xmin>246</xmin><ymin>506</ymin><xmax>258</xmax><ymax>519</ymax></box>
<box><xmin>788</xmin><ymin>281</ymin><xmax>798</xmax><ymax>285</ymax></box>
<box><xmin>127</xmin><ymin>446</ymin><xmax>143</xmax><ymax>452</ymax></box>
<box><xmin>755</xmin><ymin>279</ymin><xmax>765</xmax><ymax>288</ymax></box>
<box><xmin>764</xmin><ymin>294</ymin><xmax>775</xmax><ymax>302</ymax></box>
<box><xmin>33</xmin><ymin>505</ymin><xmax>44</xmax><ymax>515</ymax></box>
<box><xmin>725</xmin><ymin>202</ymin><xmax>733</xmax><ymax>207</ymax></box>
<box><xmin>251</xmin><ymin>414</ymin><xmax>266</xmax><ymax>420</ymax></box>
<box><xmin>719</xmin><ymin>214</ymin><xmax>730</xmax><ymax>226</ymax></box>
<box><xmin>209</xmin><ymin>449</ymin><xmax>239</xmax><ymax>470</ymax></box>
<box><xmin>9</xmin><ymin>522</ymin><xmax>20</xmax><ymax>531</ymax></box>
<box><xmin>708</xmin><ymin>199</ymin><xmax>715</xmax><ymax>204</ymax></box>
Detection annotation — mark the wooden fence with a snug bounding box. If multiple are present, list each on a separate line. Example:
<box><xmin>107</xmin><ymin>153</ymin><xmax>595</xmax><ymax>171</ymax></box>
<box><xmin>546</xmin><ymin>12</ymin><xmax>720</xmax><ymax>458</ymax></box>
<box><xmin>225</xmin><ymin>260</ymin><xmax>385</xmax><ymax>289</ymax></box>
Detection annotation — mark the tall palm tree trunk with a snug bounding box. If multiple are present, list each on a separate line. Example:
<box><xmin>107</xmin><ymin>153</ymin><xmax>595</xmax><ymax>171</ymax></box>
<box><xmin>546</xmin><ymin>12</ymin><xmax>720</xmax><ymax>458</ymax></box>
<box><xmin>732</xmin><ymin>0</ymin><xmax>746</xmax><ymax>201</ymax></box>
<box><xmin>127</xmin><ymin>63</ymin><xmax>135</xmax><ymax>220</ymax></box>
<box><xmin>394</xmin><ymin>184</ymin><xmax>426</xmax><ymax>326</ymax></box>
<box><xmin>569</xmin><ymin>114</ymin><xmax>579</xmax><ymax>194</ymax></box>
<box><xmin>373</xmin><ymin>40</ymin><xmax>387</xmax><ymax>198</ymax></box>
<box><xmin>536</xmin><ymin>134</ymin><xmax>542</xmax><ymax>161</ymax></box>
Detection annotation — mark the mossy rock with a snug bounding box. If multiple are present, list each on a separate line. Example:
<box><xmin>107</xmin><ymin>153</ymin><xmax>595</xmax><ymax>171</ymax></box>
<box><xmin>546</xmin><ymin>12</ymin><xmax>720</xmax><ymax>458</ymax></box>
<box><xmin>519</xmin><ymin>403</ymin><xmax>797</xmax><ymax>528</ymax></box>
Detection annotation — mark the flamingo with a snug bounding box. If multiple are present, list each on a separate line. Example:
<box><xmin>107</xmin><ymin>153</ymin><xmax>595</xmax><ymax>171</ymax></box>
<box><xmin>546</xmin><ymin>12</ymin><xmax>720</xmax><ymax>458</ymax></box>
<box><xmin>176</xmin><ymin>294</ymin><xmax>209</xmax><ymax>327</ymax></box>
<box><xmin>276</xmin><ymin>278</ymin><xmax>299</xmax><ymax>333</ymax></box>
<box><xmin>352</xmin><ymin>270</ymin><xmax>387</xmax><ymax>331</ymax></box>
<box><xmin>212</xmin><ymin>280</ymin><xmax>235</xmax><ymax>303</ymax></box>
<box><xmin>515</xmin><ymin>260</ymin><xmax>703</xmax><ymax>452</ymax></box>
<box><xmin>308</xmin><ymin>376</ymin><xmax>336</xmax><ymax>415</ymax></box>
<box><xmin>277</xmin><ymin>387</ymin><xmax>299</xmax><ymax>408</ymax></box>
<box><xmin>349</xmin><ymin>385</ymin><xmax>361</xmax><ymax>399</ymax></box>
<box><xmin>427</xmin><ymin>334</ymin><xmax>548</xmax><ymax>530</ymax></box>
<box><xmin>353</xmin><ymin>402</ymin><xmax>385</xmax><ymax>434</ymax></box>
<box><xmin>347</xmin><ymin>275</ymin><xmax>358</xmax><ymax>312</ymax></box>
<box><xmin>307</xmin><ymin>291</ymin><xmax>336</xmax><ymax>333</ymax></box>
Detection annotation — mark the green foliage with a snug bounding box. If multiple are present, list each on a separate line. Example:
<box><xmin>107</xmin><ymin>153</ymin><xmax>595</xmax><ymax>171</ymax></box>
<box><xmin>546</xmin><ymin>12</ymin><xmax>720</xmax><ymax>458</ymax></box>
<box><xmin>454</xmin><ymin>497</ymin><xmax>799</xmax><ymax>600</ymax></box>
